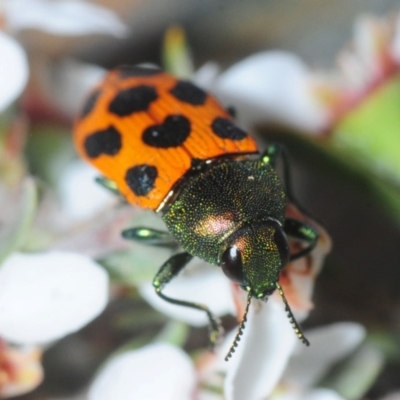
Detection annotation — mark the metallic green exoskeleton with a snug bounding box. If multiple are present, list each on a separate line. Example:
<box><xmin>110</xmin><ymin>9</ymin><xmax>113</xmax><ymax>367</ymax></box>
<box><xmin>122</xmin><ymin>144</ymin><xmax>319</xmax><ymax>360</ymax></box>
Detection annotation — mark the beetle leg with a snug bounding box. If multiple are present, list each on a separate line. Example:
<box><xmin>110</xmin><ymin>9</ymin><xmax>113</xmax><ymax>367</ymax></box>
<box><xmin>226</xmin><ymin>105</ymin><xmax>237</xmax><ymax>118</ymax></box>
<box><xmin>95</xmin><ymin>176</ymin><xmax>121</xmax><ymax>196</ymax></box>
<box><xmin>122</xmin><ymin>227</ymin><xmax>177</xmax><ymax>247</ymax></box>
<box><xmin>153</xmin><ymin>252</ymin><xmax>222</xmax><ymax>348</ymax></box>
<box><xmin>260</xmin><ymin>142</ymin><xmax>284</xmax><ymax>168</ymax></box>
<box><xmin>262</xmin><ymin>145</ymin><xmax>321</xmax><ymax>260</ymax></box>
<box><xmin>261</xmin><ymin>143</ymin><xmax>321</xmax><ymax>220</ymax></box>
<box><xmin>284</xmin><ymin>218</ymin><xmax>319</xmax><ymax>261</ymax></box>
<box><xmin>261</xmin><ymin>143</ymin><xmax>298</xmax><ymax>201</ymax></box>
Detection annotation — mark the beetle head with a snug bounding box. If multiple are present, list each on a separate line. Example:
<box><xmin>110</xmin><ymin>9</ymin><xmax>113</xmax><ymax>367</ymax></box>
<box><xmin>219</xmin><ymin>219</ymin><xmax>290</xmax><ymax>298</ymax></box>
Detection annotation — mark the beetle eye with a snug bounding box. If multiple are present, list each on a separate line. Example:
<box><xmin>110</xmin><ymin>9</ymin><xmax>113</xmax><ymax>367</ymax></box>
<box><xmin>220</xmin><ymin>246</ymin><xmax>244</xmax><ymax>283</ymax></box>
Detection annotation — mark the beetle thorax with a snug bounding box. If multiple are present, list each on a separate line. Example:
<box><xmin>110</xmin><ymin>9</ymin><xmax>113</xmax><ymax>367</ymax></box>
<box><xmin>162</xmin><ymin>158</ymin><xmax>287</xmax><ymax>265</ymax></box>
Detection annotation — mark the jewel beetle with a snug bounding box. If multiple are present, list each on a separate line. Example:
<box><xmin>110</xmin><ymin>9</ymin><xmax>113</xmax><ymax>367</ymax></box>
<box><xmin>74</xmin><ymin>65</ymin><xmax>319</xmax><ymax>360</ymax></box>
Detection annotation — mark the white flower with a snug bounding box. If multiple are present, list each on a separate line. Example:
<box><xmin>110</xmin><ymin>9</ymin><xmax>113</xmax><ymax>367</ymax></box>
<box><xmin>88</xmin><ymin>343</ymin><xmax>196</xmax><ymax>400</ymax></box>
<box><xmin>48</xmin><ymin>59</ymin><xmax>106</xmax><ymax>119</ymax></box>
<box><xmin>0</xmin><ymin>250</ymin><xmax>109</xmax><ymax>396</ymax></box>
<box><xmin>275</xmin><ymin>323</ymin><xmax>366</xmax><ymax>399</ymax></box>
<box><xmin>0</xmin><ymin>251</ymin><xmax>108</xmax><ymax>345</ymax></box>
<box><xmin>87</xmin><ymin>322</ymin><xmax>365</xmax><ymax>400</ymax></box>
<box><xmin>58</xmin><ymin>160</ymin><xmax>117</xmax><ymax>222</ymax></box>
<box><xmin>221</xmin><ymin>299</ymin><xmax>299</xmax><ymax>400</ymax></box>
<box><xmin>139</xmin><ymin>260</ymin><xmax>236</xmax><ymax>326</ymax></box>
<box><xmin>193</xmin><ymin>61</ymin><xmax>221</xmax><ymax>88</ymax></box>
<box><xmin>203</xmin><ymin>13</ymin><xmax>400</xmax><ymax>137</ymax></box>
<box><xmin>0</xmin><ymin>32</ymin><xmax>28</xmax><ymax>112</ymax></box>
<box><xmin>197</xmin><ymin>322</ymin><xmax>365</xmax><ymax>400</ymax></box>
<box><xmin>1</xmin><ymin>0</ymin><xmax>128</xmax><ymax>37</ymax></box>
<box><xmin>129</xmin><ymin>203</ymin><xmax>332</xmax><ymax>400</ymax></box>
<box><xmin>0</xmin><ymin>0</ymin><xmax>127</xmax><ymax>112</ymax></box>
<box><xmin>214</xmin><ymin>51</ymin><xmax>328</xmax><ymax>133</ymax></box>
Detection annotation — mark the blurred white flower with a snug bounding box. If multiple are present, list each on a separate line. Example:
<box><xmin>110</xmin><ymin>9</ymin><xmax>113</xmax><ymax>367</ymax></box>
<box><xmin>0</xmin><ymin>251</ymin><xmax>109</xmax><ymax>344</ymax></box>
<box><xmin>272</xmin><ymin>323</ymin><xmax>366</xmax><ymax>400</ymax></box>
<box><xmin>204</xmin><ymin>13</ymin><xmax>400</xmax><ymax>137</ymax></box>
<box><xmin>88</xmin><ymin>343</ymin><xmax>196</xmax><ymax>400</ymax></box>
<box><xmin>125</xmin><ymin>203</ymin><xmax>332</xmax><ymax>400</ymax></box>
<box><xmin>139</xmin><ymin>260</ymin><xmax>236</xmax><ymax>326</ymax></box>
<box><xmin>49</xmin><ymin>59</ymin><xmax>106</xmax><ymax>119</ymax></box>
<box><xmin>214</xmin><ymin>51</ymin><xmax>328</xmax><ymax>133</ymax></box>
<box><xmin>305</xmin><ymin>13</ymin><xmax>400</xmax><ymax>132</ymax></box>
<box><xmin>0</xmin><ymin>32</ymin><xmax>28</xmax><ymax>112</ymax></box>
<box><xmin>2</xmin><ymin>0</ymin><xmax>128</xmax><ymax>37</ymax></box>
<box><xmin>87</xmin><ymin>322</ymin><xmax>365</xmax><ymax>400</ymax></box>
<box><xmin>59</xmin><ymin>159</ymin><xmax>117</xmax><ymax>222</ymax></box>
<box><xmin>0</xmin><ymin>0</ymin><xmax>127</xmax><ymax>112</ymax></box>
<box><xmin>337</xmin><ymin>14</ymin><xmax>398</xmax><ymax>92</ymax></box>
<box><xmin>221</xmin><ymin>299</ymin><xmax>299</xmax><ymax>400</ymax></box>
<box><xmin>193</xmin><ymin>61</ymin><xmax>221</xmax><ymax>88</ymax></box>
<box><xmin>197</xmin><ymin>210</ymin><xmax>331</xmax><ymax>400</ymax></box>
<box><xmin>197</xmin><ymin>322</ymin><xmax>365</xmax><ymax>400</ymax></box>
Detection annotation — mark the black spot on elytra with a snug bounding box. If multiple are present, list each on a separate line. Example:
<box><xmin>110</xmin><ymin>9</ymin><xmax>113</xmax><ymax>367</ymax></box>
<box><xmin>211</xmin><ymin>117</ymin><xmax>247</xmax><ymax>140</ymax></box>
<box><xmin>118</xmin><ymin>65</ymin><xmax>162</xmax><ymax>78</ymax></box>
<box><xmin>109</xmin><ymin>85</ymin><xmax>158</xmax><ymax>116</ymax></box>
<box><xmin>84</xmin><ymin>126</ymin><xmax>122</xmax><ymax>158</ymax></box>
<box><xmin>125</xmin><ymin>164</ymin><xmax>158</xmax><ymax>196</ymax></box>
<box><xmin>142</xmin><ymin>115</ymin><xmax>191</xmax><ymax>148</ymax></box>
<box><xmin>169</xmin><ymin>81</ymin><xmax>207</xmax><ymax>106</ymax></box>
<box><xmin>80</xmin><ymin>90</ymin><xmax>101</xmax><ymax>119</ymax></box>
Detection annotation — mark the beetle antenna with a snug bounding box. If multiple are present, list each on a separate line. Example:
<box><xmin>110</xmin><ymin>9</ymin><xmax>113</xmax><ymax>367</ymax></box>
<box><xmin>225</xmin><ymin>291</ymin><xmax>252</xmax><ymax>361</ymax></box>
<box><xmin>276</xmin><ymin>282</ymin><xmax>309</xmax><ymax>346</ymax></box>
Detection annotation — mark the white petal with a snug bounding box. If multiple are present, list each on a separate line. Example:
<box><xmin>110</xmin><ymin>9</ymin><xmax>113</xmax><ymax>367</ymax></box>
<box><xmin>390</xmin><ymin>14</ymin><xmax>400</xmax><ymax>62</ymax></box>
<box><xmin>303</xmin><ymin>388</ymin><xmax>345</xmax><ymax>400</ymax></box>
<box><xmin>198</xmin><ymin>391</ymin><xmax>223</xmax><ymax>400</ymax></box>
<box><xmin>140</xmin><ymin>263</ymin><xmax>235</xmax><ymax>326</ymax></box>
<box><xmin>223</xmin><ymin>298</ymin><xmax>297</xmax><ymax>400</ymax></box>
<box><xmin>353</xmin><ymin>16</ymin><xmax>381</xmax><ymax>78</ymax></box>
<box><xmin>88</xmin><ymin>343</ymin><xmax>196</xmax><ymax>400</ymax></box>
<box><xmin>59</xmin><ymin>160</ymin><xmax>117</xmax><ymax>222</ymax></box>
<box><xmin>193</xmin><ymin>62</ymin><xmax>221</xmax><ymax>90</ymax></box>
<box><xmin>282</xmin><ymin>322</ymin><xmax>366</xmax><ymax>388</ymax></box>
<box><xmin>336</xmin><ymin>50</ymin><xmax>367</xmax><ymax>91</ymax></box>
<box><xmin>215</xmin><ymin>51</ymin><xmax>328</xmax><ymax>133</ymax></box>
<box><xmin>0</xmin><ymin>32</ymin><xmax>28</xmax><ymax>112</ymax></box>
<box><xmin>0</xmin><ymin>251</ymin><xmax>109</xmax><ymax>344</ymax></box>
<box><xmin>4</xmin><ymin>0</ymin><xmax>128</xmax><ymax>37</ymax></box>
<box><xmin>271</xmin><ymin>388</ymin><xmax>344</xmax><ymax>400</ymax></box>
<box><xmin>50</xmin><ymin>59</ymin><xmax>106</xmax><ymax>118</ymax></box>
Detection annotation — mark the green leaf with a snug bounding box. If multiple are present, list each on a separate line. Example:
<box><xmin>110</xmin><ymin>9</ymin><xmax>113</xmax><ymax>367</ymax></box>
<box><xmin>333</xmin><ymin>74</ymin><xmax>400</xmax><ymax>185</ymax></box>
<box><xmin>25</xmin><ymin>125</ymin><xmax>76</xmax><ymax>188</ymax></box>
<box><xmin>155</xmin><ymin>320</ymin><xmax>189</xmax><ymax>348</ymax></box>
<box><xmin>162</xmin><ymin>26</ymin><xmax>194</xmax><ymax>78</ymax></box>
<box><xmin>366</xmin><ymin>330</ymin><xmax>400</xmax><ymax>362</ymax></box>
